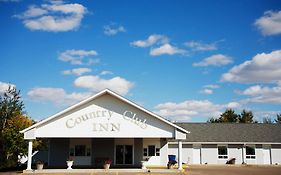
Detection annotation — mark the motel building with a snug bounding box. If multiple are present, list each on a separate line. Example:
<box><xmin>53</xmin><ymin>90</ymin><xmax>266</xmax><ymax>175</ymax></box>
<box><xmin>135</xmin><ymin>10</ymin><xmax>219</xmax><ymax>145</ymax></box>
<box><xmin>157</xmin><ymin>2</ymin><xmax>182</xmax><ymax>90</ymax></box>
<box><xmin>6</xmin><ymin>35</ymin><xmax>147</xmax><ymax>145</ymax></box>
<box><xmin>21</xmin><ymin>89</ymin><xmax>281</xmax><ymax>171</ymax></box>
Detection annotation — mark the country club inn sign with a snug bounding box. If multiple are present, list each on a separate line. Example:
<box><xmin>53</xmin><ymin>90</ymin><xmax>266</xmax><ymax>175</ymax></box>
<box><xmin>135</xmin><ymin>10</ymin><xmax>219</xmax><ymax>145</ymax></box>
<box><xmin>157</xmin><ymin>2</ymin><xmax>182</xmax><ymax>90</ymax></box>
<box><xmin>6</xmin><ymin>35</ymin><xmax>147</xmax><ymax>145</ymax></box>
<box><xmin>65</xmin><ymin>109</ymin><xmax>148</xmax><ymax>131</ymax></box>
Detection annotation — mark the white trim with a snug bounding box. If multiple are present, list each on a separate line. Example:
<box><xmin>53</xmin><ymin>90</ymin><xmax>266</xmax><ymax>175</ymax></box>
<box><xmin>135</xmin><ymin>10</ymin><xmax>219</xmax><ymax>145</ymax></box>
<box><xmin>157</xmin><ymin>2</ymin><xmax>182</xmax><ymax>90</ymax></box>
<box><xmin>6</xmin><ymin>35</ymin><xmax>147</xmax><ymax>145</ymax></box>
<box><xmin>21</xmin><ymin>89</ymin><xmax>189</xmax><ymax>135</ymax></box>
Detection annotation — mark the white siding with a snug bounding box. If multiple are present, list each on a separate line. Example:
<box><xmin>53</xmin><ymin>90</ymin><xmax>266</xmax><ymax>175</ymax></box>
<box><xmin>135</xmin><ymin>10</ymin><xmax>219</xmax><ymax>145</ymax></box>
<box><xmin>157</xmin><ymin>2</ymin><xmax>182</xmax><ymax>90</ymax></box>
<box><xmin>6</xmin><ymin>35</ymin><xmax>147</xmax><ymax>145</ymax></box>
<box><xmin>228</xmin><ymin>144</ymin><xmax>243</xmax><ymax>164</ymax></box>
<box><xmin>271</xmin><ymin>145</ymin><xmax>281</xmax><ymax>165</ymax></box>
<box><xmin>201</xmin><ymin>144</ymin><xmax>217</xmax><ymax>164</ymax></box>
<box><xmin>143</xmin><ymin>138</ymin><xmax>161</xmax><ymax>165</ymax></box>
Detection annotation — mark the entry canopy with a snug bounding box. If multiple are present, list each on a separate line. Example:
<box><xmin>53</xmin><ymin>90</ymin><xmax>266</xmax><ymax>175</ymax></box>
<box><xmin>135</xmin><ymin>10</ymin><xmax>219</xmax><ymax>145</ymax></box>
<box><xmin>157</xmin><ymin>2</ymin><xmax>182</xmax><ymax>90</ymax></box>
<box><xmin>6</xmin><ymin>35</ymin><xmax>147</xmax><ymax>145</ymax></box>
<box><xmin>21</xmin><ymin>89</ymin><xmax>189</xmax><ymax>140</ymax></box>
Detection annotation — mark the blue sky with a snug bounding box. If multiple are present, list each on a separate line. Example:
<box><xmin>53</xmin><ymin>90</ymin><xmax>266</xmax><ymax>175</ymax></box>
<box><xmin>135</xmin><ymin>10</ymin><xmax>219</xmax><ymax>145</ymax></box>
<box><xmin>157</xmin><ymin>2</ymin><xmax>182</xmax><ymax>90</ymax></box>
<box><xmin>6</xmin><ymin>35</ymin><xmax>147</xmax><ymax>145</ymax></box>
<box><xmin>1</xmin><ymin>0</ymin><xmax>281</xmax><ymax>122</ymax></box>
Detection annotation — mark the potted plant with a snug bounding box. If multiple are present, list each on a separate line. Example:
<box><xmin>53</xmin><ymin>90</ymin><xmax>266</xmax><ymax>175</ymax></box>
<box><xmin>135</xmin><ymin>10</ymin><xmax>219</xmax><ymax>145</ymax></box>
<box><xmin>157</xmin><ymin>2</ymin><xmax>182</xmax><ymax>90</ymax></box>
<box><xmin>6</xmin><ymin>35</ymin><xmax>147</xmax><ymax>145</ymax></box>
<box><xmin>104</xmin><ymin>159</ymin><xmax>112</xmax><ymax>170</ymax></box>
<box><xmin>66</xmin><ymin>157</ymin><xmax>74</xmax><ymax>169</ymax></box>
<box><xmin>36</xmin><ymin>160</ymin><xmax>44</xmax><ymax>170</ymax></box>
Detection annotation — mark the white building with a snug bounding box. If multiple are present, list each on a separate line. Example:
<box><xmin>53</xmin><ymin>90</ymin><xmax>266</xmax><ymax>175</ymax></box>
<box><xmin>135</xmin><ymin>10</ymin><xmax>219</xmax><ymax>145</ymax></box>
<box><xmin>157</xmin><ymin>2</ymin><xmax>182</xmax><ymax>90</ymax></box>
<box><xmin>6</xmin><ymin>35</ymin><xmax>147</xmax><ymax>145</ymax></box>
<box><xmin>20</xmin><ymin>89</ymin><xmax>281</xmax><ymax>170</ymax></box>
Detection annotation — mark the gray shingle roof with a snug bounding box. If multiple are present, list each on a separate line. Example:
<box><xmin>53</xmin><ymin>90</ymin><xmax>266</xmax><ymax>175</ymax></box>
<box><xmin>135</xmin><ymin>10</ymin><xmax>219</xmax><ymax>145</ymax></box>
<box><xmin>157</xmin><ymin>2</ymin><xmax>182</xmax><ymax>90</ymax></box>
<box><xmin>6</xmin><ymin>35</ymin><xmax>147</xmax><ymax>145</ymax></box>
<box><xmin>175</xmin><ymin>123</ymin><xmax>281</xmax><ymax>143</ymax></box>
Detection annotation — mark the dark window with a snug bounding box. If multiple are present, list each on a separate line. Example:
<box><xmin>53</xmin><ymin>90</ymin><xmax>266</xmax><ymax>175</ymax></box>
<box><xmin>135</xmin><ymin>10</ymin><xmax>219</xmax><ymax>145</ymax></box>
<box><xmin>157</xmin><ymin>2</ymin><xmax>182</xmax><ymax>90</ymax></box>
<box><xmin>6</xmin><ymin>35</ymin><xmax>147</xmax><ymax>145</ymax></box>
<box><xmin>218</xmin><ymin>146</ymin><xmax>228</xmax><ymax>159</ymax></box>
<box><xmin>148</xmin><ymin>145</ymin><xmax>155</xmax><ymax>156</ymax></box>
<box><xmin>143</xmin><ymin>148</ymin><xmax>148</xmax><ymax>156</ymax></box>
<box><xmin>246</xmin><ymin>146</ymin><xmax>256</xmax><ymax>159</ymax></box>
<box><xmin>75</xmin><ymin>145</ymin><xmax>86</xmax><ymax>156</ymax></box>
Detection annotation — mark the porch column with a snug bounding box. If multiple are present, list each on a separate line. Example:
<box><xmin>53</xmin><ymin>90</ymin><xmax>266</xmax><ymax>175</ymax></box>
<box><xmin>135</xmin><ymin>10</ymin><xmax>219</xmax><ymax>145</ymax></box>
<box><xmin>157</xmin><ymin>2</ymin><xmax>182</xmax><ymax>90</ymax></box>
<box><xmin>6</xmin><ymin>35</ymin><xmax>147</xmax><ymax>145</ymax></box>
<box><xmin>27</xmin><ymin>140</ymin><xmax>33</xmax><ymax>170</ymax></box>
<box><xmin>178</xmin><ymin>140</ymin><xmax>182</xmax><ymax>170</ymax></box>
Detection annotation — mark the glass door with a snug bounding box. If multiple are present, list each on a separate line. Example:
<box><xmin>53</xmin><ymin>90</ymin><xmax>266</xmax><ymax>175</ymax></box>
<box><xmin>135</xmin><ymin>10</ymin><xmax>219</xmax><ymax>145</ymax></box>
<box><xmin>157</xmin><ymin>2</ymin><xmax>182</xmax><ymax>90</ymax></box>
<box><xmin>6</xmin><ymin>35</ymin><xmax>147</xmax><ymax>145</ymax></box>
<box><xmin>115</xmin><ymin>145</ymin><xmax>133</xmax><ymax>165</ymax></box>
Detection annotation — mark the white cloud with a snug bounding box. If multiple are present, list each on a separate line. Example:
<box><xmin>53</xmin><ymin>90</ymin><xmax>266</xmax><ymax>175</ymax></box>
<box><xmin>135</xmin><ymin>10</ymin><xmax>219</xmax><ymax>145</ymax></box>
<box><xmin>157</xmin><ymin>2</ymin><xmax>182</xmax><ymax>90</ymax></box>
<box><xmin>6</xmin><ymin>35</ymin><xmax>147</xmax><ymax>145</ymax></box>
<box><xmin>100</xmin><ymin>71</ymin><xmax>113</xmax><ymax>75</ymax></box>
<box><xmin>221</xmin><ymin>50</ymin><xmax>281</xmax><ymax>83</ymax></box>
<box><xmin>255</xmin><ymin>10</ymin><xmax>281</xmax><ymax>36</ymax></box>
<box><xmin>193</xmin><ymin>54</ymin><xmax>233</xmax><ymax>67</ymax></box>
<box><xmin>239</xmin><ymin>84</ymin><xmax>281</xmax><ymax>104</ymax></box>
<box><xmin>27</xmin><ymin>87</ymin><xmax>91</xmax><ymax>106</ymax></box>
<box><xmin>200</xmin><ymin>84</ymin><xmax>220</xmax><ymax>95</ymax></box>
<box><xmin>15</xmin><ymin>1</ymin><xmax>87</xmax><ymax>32</ymax></box>
<box><xmin>184</xmin><ymin>41</ymin><xmax>217</xmax><ymax>51</ymax></box>
<box><xmin>104</xmin><ymin>24</ymin><xmax>126</xmax><ymax>36</ymax></box>
<box><xmin>59</xmin><ymin>49</ymin><xmax>98</xmax><ymax>65</ymax></box>
<box><xmin>130</xmin><ymin>34</ymin><xmax>169</xmax><ymax>48</ymax></box>
<box><xmin>200</xmin><ymin>89</ymin><xmax>213</xmax><ymax>94</ymax></box>
<box><xmin>150</xmin><ymin>43</ymin><xmax>187</xmax><ymax>56</ymax></box>
<box><xmin>74</xmin><ymin>75</ymin><xmax>134</xmax><ymax>96</ymax></box>
<box><xmin>0</xmin><ymin>81</ymin><xmax>16</xmax><ymax>93</ymax></box>
<box><xmin>62</xmin><ymin>68</ymin><xmax>91</xmax><ymax>76</ymax></box>
<box><xmin>154</xmin><ymin>100</ymin><xmax>240</xmax><ymax>122</ymax></box>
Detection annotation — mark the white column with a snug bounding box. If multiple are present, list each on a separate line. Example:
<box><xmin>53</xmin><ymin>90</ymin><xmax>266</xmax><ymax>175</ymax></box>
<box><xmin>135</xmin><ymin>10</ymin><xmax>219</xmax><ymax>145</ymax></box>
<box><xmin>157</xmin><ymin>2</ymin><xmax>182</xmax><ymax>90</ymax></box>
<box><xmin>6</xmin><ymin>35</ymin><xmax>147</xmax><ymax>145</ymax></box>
<box><xmin>27</xmin><ymin>140</ymin><xmax>33</xmax><ymax>170</ymax></box>
<box><xmin>178</xmin><ymin>140</ymin><xmax>182</xmax><ymax>170</ymax></box>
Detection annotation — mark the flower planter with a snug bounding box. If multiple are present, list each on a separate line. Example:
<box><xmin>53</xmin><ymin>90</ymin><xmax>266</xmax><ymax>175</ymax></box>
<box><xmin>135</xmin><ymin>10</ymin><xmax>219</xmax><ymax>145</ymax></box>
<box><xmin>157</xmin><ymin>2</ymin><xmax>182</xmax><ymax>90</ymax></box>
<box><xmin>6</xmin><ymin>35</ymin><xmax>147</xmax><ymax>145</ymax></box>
<box><xmin>104</xmin><ymin>163</ymin><xmax>110</xmax><ymax>170</ymax></box>
<box><xmin>36</xmin><ymin>163</ymin><xmax>44</xmax><ymax>170</ymax></box>
<box><xmin>141</xmin><ymin>161</ymin><xmax>147</xmax><ymax>169</ymax></box>
<box><xmin>66</xmin><ymin>160</ymin><xmax>73</xmax><ymax>169</ymax></box>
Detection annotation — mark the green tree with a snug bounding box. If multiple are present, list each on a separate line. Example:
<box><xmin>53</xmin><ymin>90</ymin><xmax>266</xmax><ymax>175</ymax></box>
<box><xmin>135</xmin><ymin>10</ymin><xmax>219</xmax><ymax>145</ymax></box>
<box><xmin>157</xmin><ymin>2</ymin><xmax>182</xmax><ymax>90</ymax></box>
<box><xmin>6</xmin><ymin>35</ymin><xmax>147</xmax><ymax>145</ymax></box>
<box><xmin>239</xmin><ymin>110</ymin><xmax>255</xmax><ymax>123</ymax></box>
<box><xmin>0</xmin><ymin>86</ymin><xmax>45</xmax><ymax>169</ymax></box>
<box><xmin>275</xmin><ymin>114</ymin><xmax>281</xmax><ymax>124</ymax></box>
<box><xmin>2</xmin><ymin>115</ymin><xmax>33</xmax><ymax>167</ymax></box>
<box><xmin>208</xmin><ymin>109</ymin><xmax>239</xmax><ymax>123</ymax></box>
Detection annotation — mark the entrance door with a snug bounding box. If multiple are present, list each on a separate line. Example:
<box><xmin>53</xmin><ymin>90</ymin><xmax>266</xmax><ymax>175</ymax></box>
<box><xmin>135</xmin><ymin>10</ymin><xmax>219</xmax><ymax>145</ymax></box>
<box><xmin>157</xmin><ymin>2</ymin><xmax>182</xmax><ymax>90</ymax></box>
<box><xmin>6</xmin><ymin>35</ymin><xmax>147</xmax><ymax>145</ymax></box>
<box><xmin>263</xmin><ymin>145</ymin><xmax>271</xmax><ymax>164</ymax></box>
<box><xmin>115</xmin><ymin>145</ymin><xmax>133</xmax><ymax>165</ymax></box>
<box><xmin>193</xmin><ymin>145</ymin><xmax>201</xmax><ymax>164</ymax></box>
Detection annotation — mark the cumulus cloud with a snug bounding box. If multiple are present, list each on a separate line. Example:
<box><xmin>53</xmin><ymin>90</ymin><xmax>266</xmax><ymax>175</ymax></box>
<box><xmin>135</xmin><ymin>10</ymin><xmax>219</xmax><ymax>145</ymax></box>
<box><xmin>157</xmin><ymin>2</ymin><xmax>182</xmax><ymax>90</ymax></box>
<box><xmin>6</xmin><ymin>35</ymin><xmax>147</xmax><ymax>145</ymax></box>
<box><xmin>59</xmin><ymin>49</ymin><xmax>98</xmax><ymax>65</ymax></box>
<box><xmin>14</xmin><ymin>1</ymin><xmax>87</xmax><ymax>32</ymax></box>
<box><xmin>0</xmin><ymin>81</ymin><xmax>16</xmax><ymax>93</ymax></box>
<box><xmin>104</xmin><ymin>24</ymin><xmax>126</xmax><ymax>36</ymax></box>
<box><xmin>154</xmin><ymin>100</ymin><xmax>240</xmax><ymax>121</ymax></box>
<box><xmin>255</xmin><ymin>10</ymin><xmax>281</xmax><ymax>36</ymax></box>
<box><xmin>150</xmin><ymin>43</ymin><xmax>187</xmax><ymax>56</ymax></box>
<box><xmin>193</xmin><ymin>54</ymin><xmax>233</xmax><ymax>67</ymax></box>
<box><xmin>74</xmin><ymin>75</ymin><xmax>134</xmax><ymax>96</ymax></box>
<box><xmin>27</xmin><ymin>87</ymin><xmax>91</xmax><ymax>106</ymax></box>
<box><xmin>130</xmin><ymin>34</ymin><xmax>169</xmax><ymax>48</ymax></box>
<box><xmin>62</xmin><ymin>68</ymin><xmax>91</xmax><ymax>76</ymax></box>
<box><xmin>221</xmin><ymin>50</ymin><xmax>281</xmax><ymax>83</ymax></box>
<box><xmin>184</xmin><ymin>41</ymin><xmax>218</xmax><ymax>51</ymax></box>
<box><xmin>238</xmin><ymin>84</ymin><xmax>281</xmax><ymax>104</ymax></box>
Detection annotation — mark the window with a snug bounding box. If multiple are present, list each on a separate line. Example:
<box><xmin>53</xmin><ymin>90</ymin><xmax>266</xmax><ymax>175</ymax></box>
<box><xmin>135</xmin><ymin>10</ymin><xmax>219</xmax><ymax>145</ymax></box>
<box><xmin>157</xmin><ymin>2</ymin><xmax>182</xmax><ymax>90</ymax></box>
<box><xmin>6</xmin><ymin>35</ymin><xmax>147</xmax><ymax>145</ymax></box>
<box><xmin>75</xmin><ymin>145</ymin><xmax>86</xmax><ymax>156</ymax></box>
<box><xmin>218</xmin><ymin>146</ymin><xmax>228</xmax><ymax>159</ymax></box>
<box><xmin>156</xmin><ymin>148</ymin><xmax>160</xmax><ymax>156</ymax></box>
<box><xmin>246</xmin><ymin>146</ymin><xmax>256</xmax><ymax>159</ymax></box>
<box><xmin>143</xmin><ymin>148</ymin><xmax>148</xmax><ymax>156</ymax></box>
<box><xmin>148</xmin><ymin>145</ymin><xmax>155</xmax><ymax>156</ymax></box>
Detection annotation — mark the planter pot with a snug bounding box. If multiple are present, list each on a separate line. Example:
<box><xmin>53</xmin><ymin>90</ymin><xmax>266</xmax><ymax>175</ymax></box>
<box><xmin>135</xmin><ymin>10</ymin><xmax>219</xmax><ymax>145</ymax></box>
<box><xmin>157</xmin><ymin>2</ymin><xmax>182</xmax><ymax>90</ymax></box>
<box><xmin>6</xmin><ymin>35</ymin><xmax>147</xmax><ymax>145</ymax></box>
<box><xmin>66</xmin><ymin>161</ymin><xmax>73</xmax><ymax>169</ymax></box>
<box><xmin>141</xmin><ymin>161</ymin><xmax>147</xmax><ymax>169</ymax></box>
<box><xmin>36</xmin><ymin>163</ymin><xmax>44</xmax><ymax>170</ymax></box>
<box><xmin>104</xmin><ymin>163</ymin><xmax>110</xmax><ymax>170</ymax></box>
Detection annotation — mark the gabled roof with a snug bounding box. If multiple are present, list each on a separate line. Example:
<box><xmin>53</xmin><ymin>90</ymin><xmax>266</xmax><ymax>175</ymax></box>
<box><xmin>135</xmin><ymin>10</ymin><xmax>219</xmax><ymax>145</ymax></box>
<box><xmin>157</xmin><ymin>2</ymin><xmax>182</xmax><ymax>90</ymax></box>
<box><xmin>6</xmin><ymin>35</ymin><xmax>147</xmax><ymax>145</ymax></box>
<box><xmin>175</xmin><ymin>123</ymin><xmax>281</xmax><ymax>143</ymax></box>
<box><xmin>21</xmin><ymin>89</ymin><xmax>189</xmax><ymax>134</ymax></box>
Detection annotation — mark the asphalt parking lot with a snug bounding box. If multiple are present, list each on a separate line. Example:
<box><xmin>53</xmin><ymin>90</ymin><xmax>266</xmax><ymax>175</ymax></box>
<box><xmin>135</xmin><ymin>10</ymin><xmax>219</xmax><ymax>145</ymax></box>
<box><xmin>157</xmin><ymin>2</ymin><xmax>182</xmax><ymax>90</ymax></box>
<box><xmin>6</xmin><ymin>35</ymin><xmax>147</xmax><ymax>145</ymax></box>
<box><xmin>1</xmin><ymin>165</ymin><xmax>281</xmax><ymax>175</ymax></box>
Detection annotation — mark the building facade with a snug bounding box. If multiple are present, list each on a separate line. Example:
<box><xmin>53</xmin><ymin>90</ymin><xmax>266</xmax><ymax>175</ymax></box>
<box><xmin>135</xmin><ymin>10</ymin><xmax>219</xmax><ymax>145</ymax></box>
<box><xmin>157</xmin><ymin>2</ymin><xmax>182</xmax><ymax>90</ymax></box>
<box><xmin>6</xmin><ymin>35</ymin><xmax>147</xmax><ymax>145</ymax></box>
<box><xmin>21</xmin><ymin>89</ymin><xmax>281</xmax><ymax>170</ymax></box>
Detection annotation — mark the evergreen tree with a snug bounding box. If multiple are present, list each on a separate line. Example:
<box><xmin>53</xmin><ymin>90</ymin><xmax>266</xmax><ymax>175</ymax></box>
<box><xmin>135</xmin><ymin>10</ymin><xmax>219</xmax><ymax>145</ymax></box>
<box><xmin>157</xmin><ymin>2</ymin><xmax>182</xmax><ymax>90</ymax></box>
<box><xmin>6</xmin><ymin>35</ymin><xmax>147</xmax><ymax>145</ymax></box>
<box><xmin>239</xmin><ymin>110</ymin><xmax>255</xmax><ymax>123</ymax></box>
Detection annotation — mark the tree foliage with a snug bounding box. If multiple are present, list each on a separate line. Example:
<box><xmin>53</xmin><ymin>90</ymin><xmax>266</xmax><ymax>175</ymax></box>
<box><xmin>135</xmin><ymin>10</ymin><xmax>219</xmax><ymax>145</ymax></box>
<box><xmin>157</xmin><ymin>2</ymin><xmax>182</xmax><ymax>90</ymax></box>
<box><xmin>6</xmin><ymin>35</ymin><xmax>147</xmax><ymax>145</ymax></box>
<box><xmin>0</xmin><ymin>86</ymin><xmax>44</xmax><ymax>169</ymax></box>
<box><xmin>207</xmin><ymin>109</ymin><xmax>257</xmax><ymax>123</ymax></box>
